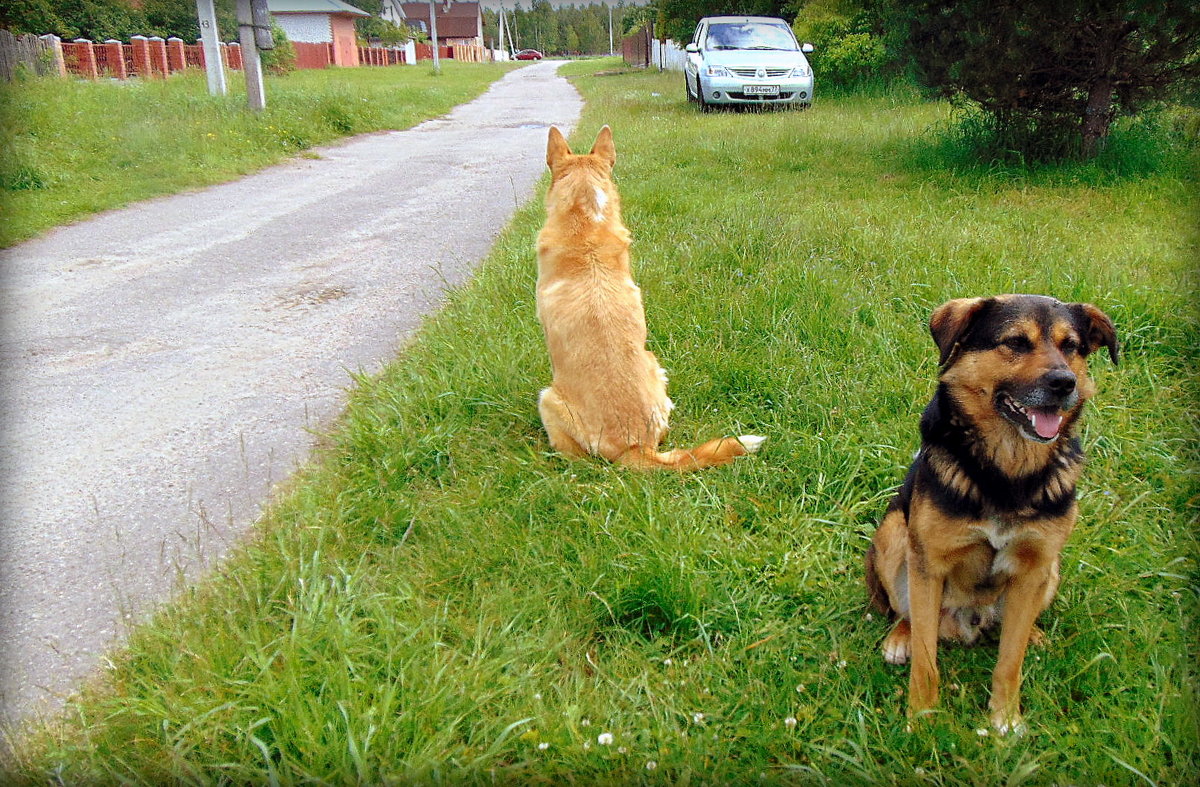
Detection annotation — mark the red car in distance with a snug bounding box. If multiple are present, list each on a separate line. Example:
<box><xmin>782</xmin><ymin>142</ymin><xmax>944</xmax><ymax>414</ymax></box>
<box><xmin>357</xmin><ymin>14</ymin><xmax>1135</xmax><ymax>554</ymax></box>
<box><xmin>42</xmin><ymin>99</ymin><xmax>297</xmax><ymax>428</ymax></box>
<box><xmin>514</xmin><ymin>49</ymin><xmax>543</xmax><ymax>60</ymax></box>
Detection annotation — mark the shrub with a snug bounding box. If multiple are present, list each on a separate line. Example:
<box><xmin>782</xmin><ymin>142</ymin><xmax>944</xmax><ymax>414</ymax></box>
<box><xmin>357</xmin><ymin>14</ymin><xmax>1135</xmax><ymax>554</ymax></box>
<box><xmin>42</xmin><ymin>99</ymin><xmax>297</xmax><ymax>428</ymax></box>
<box><xmin>793</xmin><ymin>0</ymin><xmax>896</xmax><ymax>92</ymax></box>
<box><xmin>259</xmin><ymin>23</ymin><xmax>296</xmax><ymax>76</ymax></box>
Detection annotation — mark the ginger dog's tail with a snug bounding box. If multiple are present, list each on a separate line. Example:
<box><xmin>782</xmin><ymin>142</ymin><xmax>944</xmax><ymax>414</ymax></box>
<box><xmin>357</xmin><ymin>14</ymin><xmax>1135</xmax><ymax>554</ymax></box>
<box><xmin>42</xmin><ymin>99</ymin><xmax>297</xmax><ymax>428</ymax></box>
<box><xmin>618</xmin><ymin>435</ymin><xmax>766</xmax><ymax>471</ymax></box>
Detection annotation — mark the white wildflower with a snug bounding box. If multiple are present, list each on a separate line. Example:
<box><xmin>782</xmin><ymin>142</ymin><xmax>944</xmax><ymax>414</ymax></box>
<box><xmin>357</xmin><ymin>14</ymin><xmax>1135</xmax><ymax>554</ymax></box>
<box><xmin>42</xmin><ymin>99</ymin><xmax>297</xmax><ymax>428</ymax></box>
<box><xmin>598</xmin><ymin>732</ymin><xmax>614</xmax><ymax>746</ymax></box>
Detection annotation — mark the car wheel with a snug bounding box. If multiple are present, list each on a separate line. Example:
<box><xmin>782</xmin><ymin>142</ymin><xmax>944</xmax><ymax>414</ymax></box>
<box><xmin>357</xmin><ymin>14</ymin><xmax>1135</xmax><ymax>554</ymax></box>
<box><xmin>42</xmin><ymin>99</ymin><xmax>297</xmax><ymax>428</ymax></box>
<box><xmin>685</xmin><ymin>73</ymin><xmax>695</xmax><ymax>102</ymax></box>
<box><xmin>696</xmin><ymin>79</ymin><xmax>711</xmax><ymax>112</ymax></box>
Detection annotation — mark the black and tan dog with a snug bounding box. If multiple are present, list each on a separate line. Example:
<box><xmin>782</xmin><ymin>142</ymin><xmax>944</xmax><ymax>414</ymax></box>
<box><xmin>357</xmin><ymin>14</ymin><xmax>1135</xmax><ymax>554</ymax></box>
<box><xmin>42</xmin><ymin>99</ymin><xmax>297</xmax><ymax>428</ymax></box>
<box><xmin>865</xmin><ymin>294</ymin><xmax>1118</xmax><ymax>733</ymax></box>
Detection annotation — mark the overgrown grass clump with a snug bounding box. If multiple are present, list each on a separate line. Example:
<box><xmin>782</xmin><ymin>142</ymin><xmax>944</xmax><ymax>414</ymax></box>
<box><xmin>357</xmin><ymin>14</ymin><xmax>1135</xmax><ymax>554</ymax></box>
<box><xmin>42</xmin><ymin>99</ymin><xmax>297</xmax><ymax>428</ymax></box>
<box><xmin>3</xmin><ymin>63</ymin><xmax>1196</xmax><ymax>784</ymax></box>
<box><xmin>920</xmin><ymin>97</ymin><xmax>1200</xmax><ymax>174</ymax></box>
<box><xmin>0</xmin><ymin>62</ymin><xmax>520</xmax><ymax>248</ymax></box>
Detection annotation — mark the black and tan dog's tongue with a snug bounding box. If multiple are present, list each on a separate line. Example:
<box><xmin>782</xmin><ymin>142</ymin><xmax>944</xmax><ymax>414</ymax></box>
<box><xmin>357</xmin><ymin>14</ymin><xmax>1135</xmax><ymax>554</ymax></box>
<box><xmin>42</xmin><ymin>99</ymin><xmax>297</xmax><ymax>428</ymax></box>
<box><xmin>1029</xmin><ymin>409</ymin><xmax>1063</xmax><ymax>439</ymax></box>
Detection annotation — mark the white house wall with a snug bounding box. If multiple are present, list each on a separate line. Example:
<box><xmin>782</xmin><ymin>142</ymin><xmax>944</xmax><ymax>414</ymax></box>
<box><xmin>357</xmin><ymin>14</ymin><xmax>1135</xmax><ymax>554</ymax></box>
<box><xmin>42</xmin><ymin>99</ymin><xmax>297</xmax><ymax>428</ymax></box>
<box><xmin>276</xmin><ymin>14</ymin><xmax>333</xmax><ymax>44</ymax></box>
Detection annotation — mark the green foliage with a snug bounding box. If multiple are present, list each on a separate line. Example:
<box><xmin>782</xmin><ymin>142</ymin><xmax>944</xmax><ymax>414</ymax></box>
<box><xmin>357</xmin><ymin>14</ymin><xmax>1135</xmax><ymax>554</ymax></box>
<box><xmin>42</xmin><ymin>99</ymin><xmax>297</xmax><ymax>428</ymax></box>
<box><xmin>817</xmin><ymin>33</ymin><xmax>885</xmax><ymax>85</ymax></box>
<box><xmin>0</xmin><ymin>0</ymin><xmax>73</xmax><ymax>37</ymax></box>
<box><xmin>791</xmin><ymin>1</ymin><xmax>895</xmax><ymax>91</ymax></box>
<box><xmin>0</xmin><ymin>0</ymin><xmax>238</xmax><ymax>42</ymax></box>
<box><xmin>356</xmin><ymin>16</ymin><xmax>415</xmax><ymax>47</ymax></box>
<box><xmin>2</xmin><ymin>63</ymin><xmax>1196</xmax><ymax>784</ymax></box>
<box><xmin>353</xmin><ymin>0</ymin><xmax>417</xmax><ymax>46</ymax></box>
<box><xmin>139</xmin><ymin>0</ymin><xmax>203</xmax><ymax>39</ymax></box>
<box><xmin>259</xmin><ymin>22</ymin><xmax>296</xmax><ymax>76</ymax></box>
<box><xmin>887</xmin><ymin>0</ymin><xmax>1200</xmax><ymax>161</ymax></box>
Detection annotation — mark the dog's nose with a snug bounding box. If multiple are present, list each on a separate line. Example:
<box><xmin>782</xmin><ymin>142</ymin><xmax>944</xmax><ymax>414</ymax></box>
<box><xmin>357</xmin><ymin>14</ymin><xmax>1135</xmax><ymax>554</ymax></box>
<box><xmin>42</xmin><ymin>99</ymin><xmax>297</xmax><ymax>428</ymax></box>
<box><xmin>1044</xmin><ymin>369</ymin><xmax>1076</xmax><ymax>396</ymax></box>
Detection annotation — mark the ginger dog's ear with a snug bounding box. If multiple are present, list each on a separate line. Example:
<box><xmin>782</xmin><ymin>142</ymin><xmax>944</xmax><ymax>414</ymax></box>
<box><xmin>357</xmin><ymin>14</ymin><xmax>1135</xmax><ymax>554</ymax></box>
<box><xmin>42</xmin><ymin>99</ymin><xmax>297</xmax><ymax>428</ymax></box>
<box><xmin>547</xmin><ymin>126</ymin><xmax>571</xmax><ymax>169</ymax></box>
<box><xmin>930</xmin><ymin>297</ymin><xmax>988</xmax><ymax>368</ymax></box>
<box><xmin>590</xmin><ymin>125</ymin><xmax>616</xmax><ymax>169</ymax></box>
<box><xmin>1072</xmin><ymin>303</ymin><xmax>1119</xmax><ymax>365</ymax></box>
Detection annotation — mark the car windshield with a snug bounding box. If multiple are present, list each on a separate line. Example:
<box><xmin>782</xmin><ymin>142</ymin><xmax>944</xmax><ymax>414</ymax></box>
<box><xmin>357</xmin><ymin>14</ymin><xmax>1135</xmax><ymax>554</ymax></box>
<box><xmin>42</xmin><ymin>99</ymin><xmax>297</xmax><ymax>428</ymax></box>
<box><xmin>704</xmin><ymin>22</ymin><xmax>797</xmax><ymax>51</ymax></box>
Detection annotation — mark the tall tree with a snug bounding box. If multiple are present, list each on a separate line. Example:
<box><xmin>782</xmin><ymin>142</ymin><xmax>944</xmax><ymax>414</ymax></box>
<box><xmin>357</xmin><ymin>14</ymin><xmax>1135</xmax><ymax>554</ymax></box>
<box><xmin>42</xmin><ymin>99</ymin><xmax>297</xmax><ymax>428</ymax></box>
<box><xmin>890</xmin><ymin>0</ymin><xmax>1200</xmax><ymax>159</ymax></box>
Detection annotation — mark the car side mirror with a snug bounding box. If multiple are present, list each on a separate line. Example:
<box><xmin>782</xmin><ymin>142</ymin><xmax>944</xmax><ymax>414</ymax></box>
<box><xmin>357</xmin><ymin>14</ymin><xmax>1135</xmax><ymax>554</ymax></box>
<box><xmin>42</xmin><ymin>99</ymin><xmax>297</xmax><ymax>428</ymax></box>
<box><xmin>801</xmin><ymin>42</ymin><xmax>814</xmax><ymax>54</ymax></box>
<box><xmin>685</xmin><ymin>43</ymin><xmax>700</xmax><ymax>53</ymax></box>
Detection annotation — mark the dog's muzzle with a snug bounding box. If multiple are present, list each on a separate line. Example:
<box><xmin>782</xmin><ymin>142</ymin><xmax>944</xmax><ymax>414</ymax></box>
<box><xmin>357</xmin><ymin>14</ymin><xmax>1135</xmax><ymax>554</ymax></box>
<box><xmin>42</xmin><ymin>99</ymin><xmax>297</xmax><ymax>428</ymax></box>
<box><xmin>996</xmin><ymin>369</ymin><xmax>1078</xmax><ymax>442</ymax></box>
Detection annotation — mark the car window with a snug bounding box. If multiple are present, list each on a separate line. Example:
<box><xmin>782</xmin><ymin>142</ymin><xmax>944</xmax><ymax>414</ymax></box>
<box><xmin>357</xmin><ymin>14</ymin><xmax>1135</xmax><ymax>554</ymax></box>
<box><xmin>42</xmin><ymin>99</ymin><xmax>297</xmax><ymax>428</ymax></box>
<box><xmin>704</xmin><ymin>22</ymin><xmax>798</xmax><ymax>52</ymax></box>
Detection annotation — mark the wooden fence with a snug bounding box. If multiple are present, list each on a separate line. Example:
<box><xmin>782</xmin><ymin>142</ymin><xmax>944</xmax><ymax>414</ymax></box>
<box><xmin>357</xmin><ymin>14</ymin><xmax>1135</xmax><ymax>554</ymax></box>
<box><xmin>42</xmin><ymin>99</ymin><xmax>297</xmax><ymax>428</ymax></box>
<box><xmin>0</xmin><ymin>29</ymin><xmax>66</xmax><ymax>80</ymax></box>
<box><xmin>292</xmin><ymin>41</ymin><xmax>411</xmax><ymax>69</ymax></box>
<box><xmin>622</xmin><ymin>25</ymin><xmax>653</xmax><ymax>69</ymax></box>
<box><xmin>411</xmin><ymin>43</ymin><xmax>492</xmax><ymax>63</ymax></box>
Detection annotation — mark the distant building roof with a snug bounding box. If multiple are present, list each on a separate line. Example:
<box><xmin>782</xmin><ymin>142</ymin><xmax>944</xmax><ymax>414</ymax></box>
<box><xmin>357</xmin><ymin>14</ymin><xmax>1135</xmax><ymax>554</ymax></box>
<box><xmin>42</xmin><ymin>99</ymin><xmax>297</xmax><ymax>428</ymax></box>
<box><xmin>400</xmin><ymin>2</ymin><xmax>481</xmax><ymax>40</ymax></box>
<box><xmin>268</xmin><ymin>0</ymin><xmax>371</xmax><ymax>17</ymax></box>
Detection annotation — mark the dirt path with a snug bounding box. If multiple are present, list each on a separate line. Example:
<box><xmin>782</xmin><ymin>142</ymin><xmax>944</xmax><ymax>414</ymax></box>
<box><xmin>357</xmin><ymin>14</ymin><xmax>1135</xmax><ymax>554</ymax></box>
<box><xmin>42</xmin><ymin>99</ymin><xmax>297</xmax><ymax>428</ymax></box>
<box><xmin>0</xmin><ymin>60</ymin><xmax>581</xmax><ymax>729</ymax></box>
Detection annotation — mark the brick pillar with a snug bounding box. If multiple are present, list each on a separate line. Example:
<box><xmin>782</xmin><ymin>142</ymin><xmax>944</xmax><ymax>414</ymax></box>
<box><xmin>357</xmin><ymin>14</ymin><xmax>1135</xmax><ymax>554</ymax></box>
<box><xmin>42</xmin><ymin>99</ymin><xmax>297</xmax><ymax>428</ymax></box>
<box><xmin>103</xmin><ymin>40</ymin><xmax>127</xmax><ymax>79</ymax></box>
<box><xmin>130</xmin><ymin>35</ymin><xmax>153</xmax><ymax>78</ymax></box>
<box><xmin>166</xmin><ymin>37</ymin><xmax>186</xmax><ymax>72</ymax></box>
<box><xmin>148</xmin><ymin>36</ymin><xmax>168</xmax><ymax>76</ymax></box>
<box><xmin>72</xmin><ymin>39</ymin><xmax>98</xmax><ymax>79</ymax></box>
<box><xmin>39</xmin><ymin>34</ymin><xmax>67</xmax><ymax>77</ymax></box>
<box><xmin>225</xmin><ymin>42</ymin><xmax>242</xmax><ymax>70</ymax></box>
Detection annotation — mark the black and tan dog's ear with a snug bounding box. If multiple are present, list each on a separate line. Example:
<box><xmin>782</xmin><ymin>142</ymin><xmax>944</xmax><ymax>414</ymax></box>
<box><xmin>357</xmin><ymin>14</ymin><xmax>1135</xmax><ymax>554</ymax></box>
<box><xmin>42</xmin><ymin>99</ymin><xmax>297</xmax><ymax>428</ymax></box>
<box><xmin>930</xmin><ymin>297</ymin><xmax>987</xmax><ymax>367</ymax></box>
<box><xmin>590</xmin><ymin>125</ymin><xmax>616</xmax><ymax>169</ymax></box>
<box><xmin>1072</xmin><ymin>303</ymin><xmax>1119</xmax><ymax>364</ymax></box>
<box><xmin>547</xmin><ymin>126</ymin><xmax>571</xmax><ymax>169</ymax></box>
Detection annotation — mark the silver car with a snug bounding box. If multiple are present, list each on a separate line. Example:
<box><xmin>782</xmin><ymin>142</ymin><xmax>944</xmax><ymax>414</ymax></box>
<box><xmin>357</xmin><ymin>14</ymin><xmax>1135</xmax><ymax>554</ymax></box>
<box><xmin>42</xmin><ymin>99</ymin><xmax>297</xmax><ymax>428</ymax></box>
<box><xmin>684</xmin><ymin>16</ymin><xmax>814</xmax><ymax>109</ymax></box>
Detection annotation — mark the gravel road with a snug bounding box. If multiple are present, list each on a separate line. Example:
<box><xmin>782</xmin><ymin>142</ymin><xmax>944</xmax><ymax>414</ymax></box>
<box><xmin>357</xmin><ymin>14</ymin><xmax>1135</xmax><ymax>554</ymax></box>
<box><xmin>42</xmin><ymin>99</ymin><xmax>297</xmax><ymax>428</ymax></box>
<box><xmin>0</xmin><ymin>60</ymin><xmax>581</xmax><ymax>730</ymax></box>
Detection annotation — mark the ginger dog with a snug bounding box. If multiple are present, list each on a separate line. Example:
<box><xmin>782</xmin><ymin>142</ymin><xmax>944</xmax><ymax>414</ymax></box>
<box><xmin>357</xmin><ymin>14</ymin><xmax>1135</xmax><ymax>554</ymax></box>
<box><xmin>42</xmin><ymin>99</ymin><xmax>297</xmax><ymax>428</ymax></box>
<box><xmin>865</xmin><ymin>295</ymin><xmax>1118</xmax><ymax>733</ymax></box>
<box><xmin>535</xmin><ymin>126</ymin><xmax>764</xmax><ymax>470</ymax></box>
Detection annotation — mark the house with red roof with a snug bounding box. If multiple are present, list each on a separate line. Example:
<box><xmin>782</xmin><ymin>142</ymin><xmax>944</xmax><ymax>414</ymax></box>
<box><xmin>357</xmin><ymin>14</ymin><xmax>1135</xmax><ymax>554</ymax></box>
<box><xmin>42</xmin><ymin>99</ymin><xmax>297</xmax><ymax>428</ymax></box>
<box><xmin>399</xmin><ymin>2</ymin><xmax>483</xmax><ymax>48</ymax></box>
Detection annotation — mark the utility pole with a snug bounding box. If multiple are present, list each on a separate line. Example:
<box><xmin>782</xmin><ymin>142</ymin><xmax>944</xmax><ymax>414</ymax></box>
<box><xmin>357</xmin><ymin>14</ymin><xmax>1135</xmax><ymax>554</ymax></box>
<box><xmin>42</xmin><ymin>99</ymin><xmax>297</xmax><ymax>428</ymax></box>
<box><xmin>236</xmin><ymin>0</ymin><xmax>267</xmax><ymax>111</ymax></box>
<box><xmin>608</xmin><ymin>4</ymin><xmax>614</xmax><ymax>56</ymax></box>
<box><xmin>497</xmin><ymin>2</ymin><xmax>505</xmax><ymax>59</ymax></box>
<box><xmin>195</xmin><ymin>0</ymin><xmax>226</xmax><ymax>95</ymax></box>
<box><xmin>504</xmin><ymin>7</ymin><xmax>516</xmax><ymax>54</ymax></box>
<box><xmin>428</xmin><ymin>0</ymin><xmax>440</xmax><ymax>73</ymax></box>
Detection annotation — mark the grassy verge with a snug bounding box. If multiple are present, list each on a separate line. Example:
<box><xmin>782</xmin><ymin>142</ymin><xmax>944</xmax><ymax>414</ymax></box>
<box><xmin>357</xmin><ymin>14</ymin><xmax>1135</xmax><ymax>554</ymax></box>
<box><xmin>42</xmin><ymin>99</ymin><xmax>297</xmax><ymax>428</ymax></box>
<box><xmin>3</xmin><ymin>62</ymin><xmax>1197</xmax><ymax>784</ymax></box>
<box><xmin>0</xmin><ymin>61</ymin><xmax>521</xmax><ymax>248</ymax></box>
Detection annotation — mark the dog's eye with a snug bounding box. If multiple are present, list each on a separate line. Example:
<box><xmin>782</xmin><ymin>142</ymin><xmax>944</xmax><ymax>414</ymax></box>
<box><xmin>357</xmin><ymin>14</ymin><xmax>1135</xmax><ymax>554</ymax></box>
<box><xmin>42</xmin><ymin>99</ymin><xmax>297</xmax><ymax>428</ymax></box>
<box><xmin>1060</xmin><ymin>338</ymin><xmax>1080</xmax><ymax>354</ymax></box>
<box><xmin>1002</xmin><ymin>336</ymin><xmax>1033</xmax><ymax>353</ymax></box>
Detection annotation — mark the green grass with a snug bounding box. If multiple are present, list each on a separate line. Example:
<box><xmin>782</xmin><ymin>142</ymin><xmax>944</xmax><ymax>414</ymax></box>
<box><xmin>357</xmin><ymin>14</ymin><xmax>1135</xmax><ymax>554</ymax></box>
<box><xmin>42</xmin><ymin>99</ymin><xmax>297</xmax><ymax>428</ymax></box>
<box><xmin>0</xmin><ymin>61</ymin><xmax>522</xmax><ymax>248</ymax></box>
<box><xmin>3</xmin><ymin>61</ymin><xmax>1197</xmax><ymax>784</ymax></box>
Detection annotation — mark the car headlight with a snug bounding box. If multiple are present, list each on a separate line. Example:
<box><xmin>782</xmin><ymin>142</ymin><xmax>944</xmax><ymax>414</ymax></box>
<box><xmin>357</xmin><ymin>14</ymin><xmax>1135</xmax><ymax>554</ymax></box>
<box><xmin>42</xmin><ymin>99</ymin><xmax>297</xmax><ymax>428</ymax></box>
<box><xmin>704</xmin><ymin>64</ymin><xmax>730</xmax><ymax>77</ymax></box>
<box><xmin>790</xmin><ymin>65</ymin><xmax>811</xmax><ymax>78</ymax></box>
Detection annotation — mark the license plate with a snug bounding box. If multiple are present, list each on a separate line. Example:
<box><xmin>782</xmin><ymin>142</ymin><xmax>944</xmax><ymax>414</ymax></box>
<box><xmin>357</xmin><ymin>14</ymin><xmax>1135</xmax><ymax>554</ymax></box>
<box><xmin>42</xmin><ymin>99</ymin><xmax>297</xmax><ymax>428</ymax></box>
<box><xmin>743</xmin><ymin>84</ymin><xmax>780</xmax><ymax>96</ymax></box>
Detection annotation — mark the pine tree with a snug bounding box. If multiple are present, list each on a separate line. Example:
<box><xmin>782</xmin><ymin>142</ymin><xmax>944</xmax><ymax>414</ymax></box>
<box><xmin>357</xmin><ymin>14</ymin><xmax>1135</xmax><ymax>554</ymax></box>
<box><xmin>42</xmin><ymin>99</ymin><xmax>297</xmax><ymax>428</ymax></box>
<box><xmin>892</xmin><ymin>0</ymin><xmax>1200</xmax><ymax>159</ymax></box>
